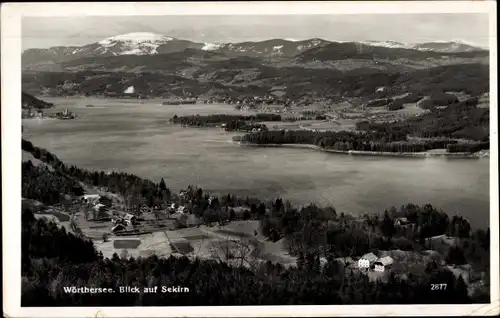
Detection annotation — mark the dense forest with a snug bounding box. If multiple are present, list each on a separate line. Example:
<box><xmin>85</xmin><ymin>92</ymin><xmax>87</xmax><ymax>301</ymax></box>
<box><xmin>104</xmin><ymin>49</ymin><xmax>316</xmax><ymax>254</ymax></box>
<box><xmin>259</xmin><ymin>199</ymin><xmax>489</xmax><ymax>274</ymax></box>
<box><xmin>236</xmin><ymin>129</ymin><xmax>471</xmax><ymax>153</ymax></box>
<box><xmin>22</xmin><ymin>161</ymin><xmax>84</xmax><ymax>205</ymax></box>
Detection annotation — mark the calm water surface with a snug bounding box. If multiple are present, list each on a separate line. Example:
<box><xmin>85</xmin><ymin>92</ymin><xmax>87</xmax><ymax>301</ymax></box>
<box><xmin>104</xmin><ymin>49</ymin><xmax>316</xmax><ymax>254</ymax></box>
<box><xmin>22</xmin><ymin>97</ymin><xmax>490</xmax><ymax>228</ymax></box>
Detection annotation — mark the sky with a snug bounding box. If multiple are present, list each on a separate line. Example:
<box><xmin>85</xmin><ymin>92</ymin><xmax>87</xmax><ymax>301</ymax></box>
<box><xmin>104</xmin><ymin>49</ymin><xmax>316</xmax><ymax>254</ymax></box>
<box><xmin>22</xmin><ymin>14</ymin><xmax>490</xmax><ymax>50</ymax></box>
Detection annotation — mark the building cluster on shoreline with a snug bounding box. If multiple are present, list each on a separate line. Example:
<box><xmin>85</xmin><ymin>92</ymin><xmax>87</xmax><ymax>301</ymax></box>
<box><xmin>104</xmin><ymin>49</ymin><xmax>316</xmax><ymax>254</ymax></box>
<box><xmin>22</xmin><ymin>107</ymin><xmax>77</xmax><ymax>120</ymax></box>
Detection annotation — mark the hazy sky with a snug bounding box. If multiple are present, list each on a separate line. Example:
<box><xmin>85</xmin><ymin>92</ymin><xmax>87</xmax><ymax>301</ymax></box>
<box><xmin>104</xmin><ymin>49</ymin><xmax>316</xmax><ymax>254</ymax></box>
<box><xmin>22</xmin><ymin>14</ymin><xmax>489</xmax><ymax>50</ymax></box>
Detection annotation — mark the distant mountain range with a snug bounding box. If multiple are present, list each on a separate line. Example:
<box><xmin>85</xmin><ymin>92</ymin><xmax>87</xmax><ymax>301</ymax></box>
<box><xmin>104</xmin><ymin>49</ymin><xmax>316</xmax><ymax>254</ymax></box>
<box><xmin>22</xmin><ymin>32</ymin><xmax>487</xmax><ymax>68</ymax></box>
<box><xmin>21</xmin><ymin>32</ymin><xmax>489</xmax><ymax>102</ymax></box>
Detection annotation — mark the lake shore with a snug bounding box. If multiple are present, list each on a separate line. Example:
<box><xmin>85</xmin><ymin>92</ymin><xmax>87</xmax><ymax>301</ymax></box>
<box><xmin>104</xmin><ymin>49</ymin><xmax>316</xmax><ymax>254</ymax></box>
<box><xmin>236</xmin><ymin>142</ymin><xmax>489</xmax><ymax>159</ymax></box>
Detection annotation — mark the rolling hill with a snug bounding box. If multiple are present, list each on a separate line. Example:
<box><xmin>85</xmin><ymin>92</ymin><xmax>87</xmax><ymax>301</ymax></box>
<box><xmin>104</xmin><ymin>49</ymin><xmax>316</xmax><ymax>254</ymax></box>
<box><xmin>22</xmin><ymin>62</ymin><xmax>489</xmax><ymax>103</ymax></box>
<box><xmin>22</xmin><ymin>92</ymin><xmax>54</xmax><ymax>109</ymax></box>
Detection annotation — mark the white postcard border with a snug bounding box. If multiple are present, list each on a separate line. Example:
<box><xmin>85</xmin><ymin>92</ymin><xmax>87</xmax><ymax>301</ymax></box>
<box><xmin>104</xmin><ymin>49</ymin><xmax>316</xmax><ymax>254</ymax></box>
<box><xmin>2</xmin><ymin>1</ymin><xmax>498</xmax><ymax>317</ymax></box>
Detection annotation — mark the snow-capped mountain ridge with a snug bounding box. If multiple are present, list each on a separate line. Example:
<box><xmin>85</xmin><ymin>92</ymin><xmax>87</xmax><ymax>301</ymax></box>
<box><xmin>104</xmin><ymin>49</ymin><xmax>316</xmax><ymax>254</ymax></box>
<box><xmin>22</xmin><ymin>33</ymin><xmax>488</xmax><ymax>68</ymax></box>
<box><xmin>359</xmin><ymin>40</ymin><xmax>408</xmax><ymax>50</ymax></box>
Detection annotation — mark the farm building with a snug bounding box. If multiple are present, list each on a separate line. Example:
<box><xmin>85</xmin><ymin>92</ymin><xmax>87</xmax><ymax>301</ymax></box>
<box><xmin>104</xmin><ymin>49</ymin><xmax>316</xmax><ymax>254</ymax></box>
<box><xmin>320</xmin><ymin>257</ymin><xmax>328</xmax><ymax>268</ymax></box>
<box><xmin>395</xmin><ymin>217</ymin><xmax>413</xmax><ymax>226</ymax></box>
<box><xmin>123</xmin><ymin>213</ymin><xmax>137</xmax><ymax>225</ymax></box>
<box><xmin>374</xmin><ymin>256</ymin><xmax>394</xmax><ymax>272</ymax></box>
<box><xmin>81</xmin><ymin>194</ymin><xmax>101</xmax><ymax>205</ymax></box>
<box><xmin>93</xmin><ymin>203</ymin><xmax>108</xmax><ymax>212</ymax></box>
<box><xmin>177</xmin><ymin>206</ymin><xmax>188</xmax><ymax>214</ymax></box>
<box><xmin>111</xmin><ymin>224</ymin><xmax>126</xmax><ymax>233</ymax></box>
<box><xmin>92</xmin><ymin>203</ymin><xmax>110</xmax><ymax>219</ymax></box>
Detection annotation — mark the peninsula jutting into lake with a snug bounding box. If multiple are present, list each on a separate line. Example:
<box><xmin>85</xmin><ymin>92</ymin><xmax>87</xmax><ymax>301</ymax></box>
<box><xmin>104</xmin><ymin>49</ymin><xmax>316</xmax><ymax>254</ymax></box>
<box><xmin>19</xmin><ymin>11</ymin><xmax>492</xmax><ymax>308</ymax></box>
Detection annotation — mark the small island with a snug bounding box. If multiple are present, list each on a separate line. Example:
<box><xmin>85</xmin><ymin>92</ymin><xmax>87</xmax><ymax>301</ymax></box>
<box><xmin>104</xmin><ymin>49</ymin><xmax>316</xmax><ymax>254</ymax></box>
<box><xmin>55</xmin><ymin>108</ymin><xmax>77</xmax><ymax>120</ymax></box>
<box><xmin>170</xmin><ymin>114</ymin><xmax>282</xmax><ymax>132</ymax></box>
<box><xmin>22</xmin><ymin>107</ymin><xmax>77</xmax><ymax>120</ymax></box>
<box><xmin>22</xmin><ymin>93</ymin><xmax>77</xmax><ymax>120</ymax></box>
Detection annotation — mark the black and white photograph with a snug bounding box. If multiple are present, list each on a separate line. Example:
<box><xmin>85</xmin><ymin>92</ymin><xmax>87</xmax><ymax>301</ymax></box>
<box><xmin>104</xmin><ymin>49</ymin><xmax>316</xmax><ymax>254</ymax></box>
<box><xmin>2</xmin><ymin>1</ymin><xmax>498</xmax><ymax>317</ymax></box>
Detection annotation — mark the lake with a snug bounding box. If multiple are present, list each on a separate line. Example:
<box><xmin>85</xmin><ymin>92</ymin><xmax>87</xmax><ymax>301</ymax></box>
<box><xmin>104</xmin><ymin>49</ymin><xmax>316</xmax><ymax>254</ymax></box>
<box><xmin>22</xmin><ymin>97</ymin><xmax>490</xmax><ymax>228</ymax></box>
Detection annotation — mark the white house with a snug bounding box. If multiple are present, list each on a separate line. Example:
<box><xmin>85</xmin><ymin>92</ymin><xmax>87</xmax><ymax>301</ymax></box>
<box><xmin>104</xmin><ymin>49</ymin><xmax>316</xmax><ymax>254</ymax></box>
<box><xmin>93</xmin><ymin>203</ymin><xmax>107</xmax><ymax>212</ymax></box>
<box><xmin>374</xmin><ymin>256</ymin><xmax>394</xmax><ymax>272</ymax></box>
<box><xmin>124</xmin><ymin>213</ymin><xmax>136</xmax><ymax>220</ymax></box>
<box><xmin>123</xmin><ymin>213</ymin><xmax>137</xmax><ymax>225</ymax></box>
<box><xmin>360</xmin><ymin>252</ymin><xmax>378</xmax><ymax>267</ymax></box>
<box><xmin>395</xmin><ymin>217</ymin><xmax>410</xmax><ymax>226</ymax></box>
<box><xmin>81</xmin><ymin>194</ymin><xmax>101</xmax><ymax>205</ymax></box>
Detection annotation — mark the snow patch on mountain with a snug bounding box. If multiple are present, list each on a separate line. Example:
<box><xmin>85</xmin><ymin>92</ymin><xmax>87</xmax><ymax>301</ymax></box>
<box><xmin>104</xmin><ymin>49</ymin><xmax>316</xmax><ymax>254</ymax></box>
<box><xmin>99</xmin><ymin>32</ymin><xmax>173</xmax><ymax>45</ymax></box>
<box><xmin>360</xmin><ymin>40</ymin><xmax>409</xmax><ymax>49</ymax></box>
<box><xmin>97</xmin><ymin>32</ymin><xmax>175</xmax><ymax>55</ymax></box>
<box><xmin>202</xmin><ymin>43</ymin><xmax>222</xmax><ymax>51</ymax></box>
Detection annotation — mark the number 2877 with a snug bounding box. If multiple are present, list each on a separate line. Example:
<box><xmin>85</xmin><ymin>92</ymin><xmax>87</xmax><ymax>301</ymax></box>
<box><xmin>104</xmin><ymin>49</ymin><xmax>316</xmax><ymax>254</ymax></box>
<box><xmin>431</xmin><ymin>284</ymin><xmax>447</xmax><ymax>291</ymax></box>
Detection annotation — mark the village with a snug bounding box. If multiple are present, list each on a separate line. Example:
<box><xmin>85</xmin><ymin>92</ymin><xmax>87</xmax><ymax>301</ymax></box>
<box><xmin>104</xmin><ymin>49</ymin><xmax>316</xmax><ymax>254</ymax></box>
<box><xmin>22</xmin><ymin>107</ymin><xmax>77</xmax><ymax>120</ymax></box>
<box><xmin>24</xmin><ymin>185</ymin><xmax>480</xmax><ymax>292</ymax></box>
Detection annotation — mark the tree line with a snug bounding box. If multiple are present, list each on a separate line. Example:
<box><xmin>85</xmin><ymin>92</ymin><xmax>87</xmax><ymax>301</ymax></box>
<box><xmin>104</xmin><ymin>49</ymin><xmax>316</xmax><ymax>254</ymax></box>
<box><xmin>259</xmin><ymin>199</ymin><xmax>481</xmax><ymax>256</ymax></box>
<box><xmin>447</xmin><ymin>142</ymin><xmax>489</xmax><ymax>153</ymax></box>
<box><xmin>171</xmin><ymin>113</ymin><xmax>282</xmax><ymax>127</ymax></box>
<box><xmin>256</xmin><ymin>199</ymin><xmax>490</xmax><ymax>302</ymax></box>
<box><xmin>237</xmin><ymin>129</ymin><xmax>477</xmax><ymax>153</ymax></box>
<box><xmin>22</xmin><ymin>160</ymin><xmax>84</xmax><ymax>205</ymax></box>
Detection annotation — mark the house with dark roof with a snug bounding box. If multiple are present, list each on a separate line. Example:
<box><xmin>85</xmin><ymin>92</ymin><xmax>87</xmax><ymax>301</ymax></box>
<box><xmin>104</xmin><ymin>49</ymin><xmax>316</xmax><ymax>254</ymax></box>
<box><xmin>111</xmin><ymin>224</ymin><xmax>126</xmax><ymax>233</ymax></box>
<box><xmin>374</xmin><ymin>256</ymin><xmax>394</xmax><ymax>272</ymax></box>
